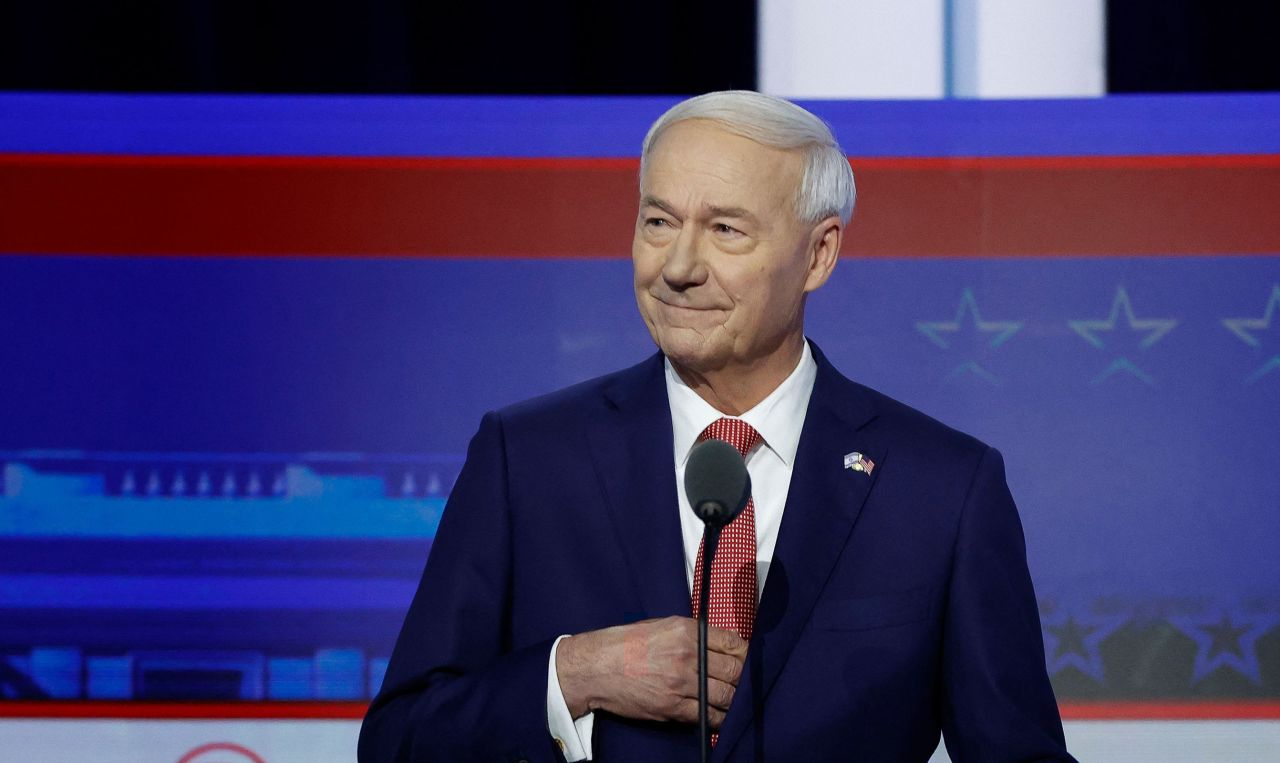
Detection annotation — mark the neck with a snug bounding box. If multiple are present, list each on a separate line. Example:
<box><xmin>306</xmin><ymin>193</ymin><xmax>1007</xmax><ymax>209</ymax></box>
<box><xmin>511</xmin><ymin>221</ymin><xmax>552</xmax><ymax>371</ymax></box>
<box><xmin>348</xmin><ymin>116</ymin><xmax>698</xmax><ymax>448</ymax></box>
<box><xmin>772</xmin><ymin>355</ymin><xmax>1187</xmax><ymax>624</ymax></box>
<box><xmin>672</xmin><ymin>334</ymin><xmax>805</xmax><ymax>416</ymax></box>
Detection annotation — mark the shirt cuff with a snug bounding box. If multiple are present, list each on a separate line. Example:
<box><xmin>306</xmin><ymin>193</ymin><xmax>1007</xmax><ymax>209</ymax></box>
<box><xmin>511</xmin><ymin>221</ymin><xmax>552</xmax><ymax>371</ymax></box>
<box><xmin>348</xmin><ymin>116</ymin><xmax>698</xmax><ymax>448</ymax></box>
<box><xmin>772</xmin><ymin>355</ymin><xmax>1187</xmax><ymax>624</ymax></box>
<box><xmin>547</xmin><ymin>634</ymin><xmax>595</xmax><ymax>761</ymax></box>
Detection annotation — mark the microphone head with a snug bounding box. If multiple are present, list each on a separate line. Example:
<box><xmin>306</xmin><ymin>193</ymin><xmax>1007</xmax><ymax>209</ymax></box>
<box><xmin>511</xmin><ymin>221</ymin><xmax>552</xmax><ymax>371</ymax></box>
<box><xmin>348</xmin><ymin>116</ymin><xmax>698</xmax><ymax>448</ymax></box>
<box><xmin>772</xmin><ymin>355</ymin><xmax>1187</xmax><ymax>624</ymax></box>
<box><xmin>684</xmin><ymin>438</ymin><xmax>751</xmax><ymax>528</ymax></box>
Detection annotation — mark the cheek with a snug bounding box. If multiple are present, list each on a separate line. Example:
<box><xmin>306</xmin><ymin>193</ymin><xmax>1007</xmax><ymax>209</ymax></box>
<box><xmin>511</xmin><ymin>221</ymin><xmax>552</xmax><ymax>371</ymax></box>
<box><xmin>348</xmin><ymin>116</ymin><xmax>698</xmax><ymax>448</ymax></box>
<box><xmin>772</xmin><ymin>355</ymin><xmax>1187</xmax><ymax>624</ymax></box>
<box><xmin>718</xmin><ymin>263</ymin><xmax>770</xmax><ymax>309</ymax></box>
<box><xmin>631</xmin><ymin>243</ymin><xmax>661</xmax><ymax>287</ymax></box>
<box><xmin>721</xmin><ymin>267</ymin><xmax>795</xmax><ymax>330</ymax></box>
<box><xmin>633</xmin><ymin>264</ymin><xmax>659</xmax><ymax>295</ymax></box>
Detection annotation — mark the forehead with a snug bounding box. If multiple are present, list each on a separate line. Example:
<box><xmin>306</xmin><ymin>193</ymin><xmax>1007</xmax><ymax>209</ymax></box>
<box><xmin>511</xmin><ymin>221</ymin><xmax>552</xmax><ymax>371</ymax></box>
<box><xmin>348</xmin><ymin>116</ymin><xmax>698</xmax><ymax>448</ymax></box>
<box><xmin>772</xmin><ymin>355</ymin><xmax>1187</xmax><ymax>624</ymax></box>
<box><xmin>641</xmin><ymin>120</ymin><xmax>803</xmax><ymax>212</ymax></box>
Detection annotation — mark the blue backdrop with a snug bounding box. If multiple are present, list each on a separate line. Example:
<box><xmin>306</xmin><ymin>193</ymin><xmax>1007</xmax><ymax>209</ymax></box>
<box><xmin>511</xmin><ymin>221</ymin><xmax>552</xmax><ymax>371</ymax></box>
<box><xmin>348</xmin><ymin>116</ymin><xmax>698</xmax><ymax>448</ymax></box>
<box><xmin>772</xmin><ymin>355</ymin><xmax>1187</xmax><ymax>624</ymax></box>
<box><xmin>1</xmin><ymin>94</ymin><xmax>1278</xmax><ymax>705</ymax></box>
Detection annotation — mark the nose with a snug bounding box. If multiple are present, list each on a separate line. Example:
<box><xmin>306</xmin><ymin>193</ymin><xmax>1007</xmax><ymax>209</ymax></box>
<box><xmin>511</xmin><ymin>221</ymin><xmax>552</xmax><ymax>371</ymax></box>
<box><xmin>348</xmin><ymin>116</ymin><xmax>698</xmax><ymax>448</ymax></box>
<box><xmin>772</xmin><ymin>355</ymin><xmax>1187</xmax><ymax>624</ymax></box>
<box><xmin>660</xmin><ymin>227</ymin><xmax>708</xmax><ymax>292</ymax></box>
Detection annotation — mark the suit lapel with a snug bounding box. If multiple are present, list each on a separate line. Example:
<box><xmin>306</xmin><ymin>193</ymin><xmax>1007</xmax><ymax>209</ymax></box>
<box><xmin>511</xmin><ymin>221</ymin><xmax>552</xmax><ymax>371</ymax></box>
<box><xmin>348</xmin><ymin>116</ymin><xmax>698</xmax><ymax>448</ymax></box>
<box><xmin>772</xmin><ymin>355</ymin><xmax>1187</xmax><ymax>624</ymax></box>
<box><xmin>586</xmin><ymin>353</ymin><xmax>692</xmax><ymax>620</ymax></box>
<box><xmin>715</xmin><ymin>346</ymin><xmax>886</xmax><ymax>760</ymax></box>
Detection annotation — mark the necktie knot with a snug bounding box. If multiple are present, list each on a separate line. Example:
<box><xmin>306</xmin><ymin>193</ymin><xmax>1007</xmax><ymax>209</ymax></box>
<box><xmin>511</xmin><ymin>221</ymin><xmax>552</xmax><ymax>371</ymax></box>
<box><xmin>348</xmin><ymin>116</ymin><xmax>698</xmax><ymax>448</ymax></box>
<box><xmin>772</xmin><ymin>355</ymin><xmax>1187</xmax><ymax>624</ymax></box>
<box><xmin>697</xmin><ymin>417</ymin><xmax>762</xmax><ymax>458</ymax></box>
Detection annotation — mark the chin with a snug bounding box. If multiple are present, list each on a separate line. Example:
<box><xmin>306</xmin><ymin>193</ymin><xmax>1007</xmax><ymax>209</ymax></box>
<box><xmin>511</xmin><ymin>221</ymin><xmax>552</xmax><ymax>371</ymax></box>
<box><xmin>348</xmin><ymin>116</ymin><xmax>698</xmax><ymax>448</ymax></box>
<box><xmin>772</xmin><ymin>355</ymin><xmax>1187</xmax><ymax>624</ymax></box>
<box><xmin>654</xmin><ymin>330</ymin><xmax>730</xmax><ymax>372</ymax></box>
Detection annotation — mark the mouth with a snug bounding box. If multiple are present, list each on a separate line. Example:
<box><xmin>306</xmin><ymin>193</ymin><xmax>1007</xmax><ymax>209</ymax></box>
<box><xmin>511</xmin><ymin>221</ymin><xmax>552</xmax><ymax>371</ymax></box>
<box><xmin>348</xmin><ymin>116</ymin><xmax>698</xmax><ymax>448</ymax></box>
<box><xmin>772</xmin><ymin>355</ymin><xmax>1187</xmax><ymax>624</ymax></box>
<box><xmin>649</xmin><ymin>293</ymin><xmax>727</xmax><ymax>313</ymax></box>
<box><xmin>647</xmin><ymin>298</ymin><xmax>729</xmax><ymax>332</ymax></box>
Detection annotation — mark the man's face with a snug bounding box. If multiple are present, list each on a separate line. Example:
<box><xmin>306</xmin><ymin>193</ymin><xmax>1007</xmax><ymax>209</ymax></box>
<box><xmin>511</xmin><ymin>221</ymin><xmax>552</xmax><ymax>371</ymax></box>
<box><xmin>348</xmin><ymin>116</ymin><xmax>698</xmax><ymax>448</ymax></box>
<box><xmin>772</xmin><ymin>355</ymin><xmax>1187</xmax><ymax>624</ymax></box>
<box><xmin>632</xmin><ymin>119</ymin><xmax>837</xmax><ymax>376</ymax></box>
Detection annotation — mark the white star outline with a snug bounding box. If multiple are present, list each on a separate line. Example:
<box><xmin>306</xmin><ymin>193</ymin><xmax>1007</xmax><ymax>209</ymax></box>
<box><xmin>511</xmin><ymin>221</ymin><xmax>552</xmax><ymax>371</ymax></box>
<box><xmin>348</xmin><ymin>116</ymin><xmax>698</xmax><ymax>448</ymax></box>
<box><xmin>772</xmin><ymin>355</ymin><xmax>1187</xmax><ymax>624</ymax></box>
<box><xmin>915</xmin><ymin>288</ymin><xmax>1023</xmax><ymax>385</ymax></box>
<box><xmin>1222</xmin><ymin>283</ymin><xmax>1280</xmax><ymax>384</ymax></box>
<box><xmin>1068</xmin><ymin>286</ymin><xmax>1178</xmax><ymax>386</ymax></box>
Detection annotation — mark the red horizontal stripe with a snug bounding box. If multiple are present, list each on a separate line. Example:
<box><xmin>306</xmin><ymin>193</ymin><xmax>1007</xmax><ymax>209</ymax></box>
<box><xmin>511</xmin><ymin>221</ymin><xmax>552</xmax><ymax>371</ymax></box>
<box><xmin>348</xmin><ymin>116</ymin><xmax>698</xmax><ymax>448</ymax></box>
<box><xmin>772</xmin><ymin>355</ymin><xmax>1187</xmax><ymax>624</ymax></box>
<box><xmin>2</xmin><ymin>700</ymin><xmax>1279</xmax><ymax>721</ymax></box>
<box><xmin>9</xmin><ymin>153</ymin><xmax>1277</xmax><ymax>171</ymax></box>
<box><xmin>3</xmin><ymin>154</ymin><xmax>641</xmax><ymax>171</ymax></box>
<box><xmin>2</xmin><ymin>153</ymin><xmax>1279</xmax><ymax>258</ymax></box>
<box><xmin>850</xmin><ymin>154</ymin><xmax>1280</xmax><ymax>171</ymax></box>
<box><xmin>0</xmin><ymin>700</ymin><xmax>367</xmax><ymax>719</ymax></box>
<box><xmin>1059</xmin><ymin>700</ymin><xmax>1280</xmax><ymax>721</ymax></box>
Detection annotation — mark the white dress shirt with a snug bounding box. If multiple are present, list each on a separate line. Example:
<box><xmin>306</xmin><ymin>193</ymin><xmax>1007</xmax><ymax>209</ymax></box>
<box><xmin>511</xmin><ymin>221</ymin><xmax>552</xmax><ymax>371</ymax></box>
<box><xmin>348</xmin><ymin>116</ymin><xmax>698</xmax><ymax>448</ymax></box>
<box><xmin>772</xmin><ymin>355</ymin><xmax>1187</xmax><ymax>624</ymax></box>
<box><xmin>547</xmin><ymin>341</ymin><xmax>818</xmax><ymax>760</ymax></box>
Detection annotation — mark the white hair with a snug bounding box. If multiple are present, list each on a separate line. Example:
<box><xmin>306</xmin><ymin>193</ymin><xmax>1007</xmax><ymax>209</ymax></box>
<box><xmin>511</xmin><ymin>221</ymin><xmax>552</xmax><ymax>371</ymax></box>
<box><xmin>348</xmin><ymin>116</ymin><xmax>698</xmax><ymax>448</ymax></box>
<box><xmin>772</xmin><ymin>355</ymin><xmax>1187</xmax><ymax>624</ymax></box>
<box><xmin>639</xmin><ymin>90</ymin><xmax>856</xmax><ymax>226</ymax></box>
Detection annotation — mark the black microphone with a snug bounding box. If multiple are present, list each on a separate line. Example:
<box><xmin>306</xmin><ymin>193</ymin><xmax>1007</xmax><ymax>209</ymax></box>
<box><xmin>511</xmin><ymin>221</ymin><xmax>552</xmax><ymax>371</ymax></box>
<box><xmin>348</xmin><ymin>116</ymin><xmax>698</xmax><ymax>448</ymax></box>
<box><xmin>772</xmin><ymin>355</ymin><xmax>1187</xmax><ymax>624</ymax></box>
<box><xmin>684</xmin><ymin>438</ymin><xmax>751</xmax><ymax>763</ymax></box>
<box><xmin>686</xmin><ymin>438</ymin><xmax>752</xmax><ymax>528</ymax></box>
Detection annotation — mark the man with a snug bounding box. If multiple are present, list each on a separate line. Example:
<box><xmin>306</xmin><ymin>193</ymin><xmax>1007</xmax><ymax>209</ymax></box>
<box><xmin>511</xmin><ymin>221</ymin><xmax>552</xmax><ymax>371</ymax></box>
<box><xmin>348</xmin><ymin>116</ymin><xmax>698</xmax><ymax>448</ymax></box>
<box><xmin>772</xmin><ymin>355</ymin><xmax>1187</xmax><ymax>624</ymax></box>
<box><xmin>359</xmin><ymin>91</ymin><xmax>1073</xmax><ymax>762</ymax></box>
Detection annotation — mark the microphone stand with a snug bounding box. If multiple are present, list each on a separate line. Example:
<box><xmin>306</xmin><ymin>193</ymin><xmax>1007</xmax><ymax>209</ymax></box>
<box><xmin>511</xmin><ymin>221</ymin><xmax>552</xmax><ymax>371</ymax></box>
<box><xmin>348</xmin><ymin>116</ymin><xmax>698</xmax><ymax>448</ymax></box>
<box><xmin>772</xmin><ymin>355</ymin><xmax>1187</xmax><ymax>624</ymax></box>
<box><xmin>697</xmin><ymin>524</ymin><xmax>722</xmax><ymax>763</ymax></box>
<box><xmin>686</xmin><ymin>438</ymin><xmax>750</xmax><ymax>763</ymax></box>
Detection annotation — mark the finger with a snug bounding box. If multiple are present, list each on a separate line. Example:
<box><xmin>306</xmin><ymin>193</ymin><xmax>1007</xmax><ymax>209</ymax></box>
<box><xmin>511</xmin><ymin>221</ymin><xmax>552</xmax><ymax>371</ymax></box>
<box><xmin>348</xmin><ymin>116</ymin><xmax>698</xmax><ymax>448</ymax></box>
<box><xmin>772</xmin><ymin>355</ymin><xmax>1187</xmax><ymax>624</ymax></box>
<box><xmin>710</xmin><ymin>707</ymin><xmax>728</xmax><ymax>730</ymax></box>
<box><xmin>706</xmin><ymin>677</ymin><xmax>736</xmax><ymax>711</ymax></box>
<box><xmin>705</xmin><ymin>625</ymin><xmax>749</xmax><ymax>657</ymax></box>
<box><xmin>675</xmin><ymin>675</ymin><xmax>736</xmax><ymax>711</ymax></box>
<box><xmin>706</xmin><ymin>650</ymin><xmax>744</xmax><ymax>686</ymax></box>
<box><xmin>671</xmin><ymin>696</ymin><xmax>728</xmax><ymax>728</ymax></box>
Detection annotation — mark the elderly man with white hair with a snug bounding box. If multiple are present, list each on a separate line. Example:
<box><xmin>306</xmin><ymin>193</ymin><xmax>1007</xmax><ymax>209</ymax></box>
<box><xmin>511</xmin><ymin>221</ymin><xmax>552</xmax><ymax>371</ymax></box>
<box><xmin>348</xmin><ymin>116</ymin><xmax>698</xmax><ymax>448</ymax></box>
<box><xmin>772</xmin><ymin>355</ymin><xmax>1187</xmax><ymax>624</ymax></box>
<box><xmin>360</xmin><ymin>91</ymin><xmax>1073</xmax><ymax>763</ymax></box>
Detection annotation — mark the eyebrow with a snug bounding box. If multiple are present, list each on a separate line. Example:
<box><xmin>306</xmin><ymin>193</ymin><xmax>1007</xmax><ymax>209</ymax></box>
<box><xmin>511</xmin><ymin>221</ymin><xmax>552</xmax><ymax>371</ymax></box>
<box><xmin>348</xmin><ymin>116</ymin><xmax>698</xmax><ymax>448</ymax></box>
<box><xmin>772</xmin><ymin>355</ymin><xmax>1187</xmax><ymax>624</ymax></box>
<box><xmin>705</xmin><ymin>205</ymin><xmax>758</xmax><ymax>224</ymax></box>
<box><xmin>640</xmin><ymin>195</ymin><xmax>760</xmax><ymax>225</ymax></box>
<box><xmin>639</xmin><ymin>195</ymin><xmax>681</xmax><ymax>219</ymax></box>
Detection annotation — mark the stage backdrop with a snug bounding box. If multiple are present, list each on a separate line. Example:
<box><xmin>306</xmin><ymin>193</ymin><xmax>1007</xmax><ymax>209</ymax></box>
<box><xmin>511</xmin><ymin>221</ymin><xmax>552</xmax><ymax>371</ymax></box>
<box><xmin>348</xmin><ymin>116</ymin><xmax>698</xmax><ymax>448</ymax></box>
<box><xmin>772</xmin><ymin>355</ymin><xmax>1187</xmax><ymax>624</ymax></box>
<box><xmin>1</xmin><ymin>93</ymin><xmax>1279</xmax><ymax>761</ymax></box>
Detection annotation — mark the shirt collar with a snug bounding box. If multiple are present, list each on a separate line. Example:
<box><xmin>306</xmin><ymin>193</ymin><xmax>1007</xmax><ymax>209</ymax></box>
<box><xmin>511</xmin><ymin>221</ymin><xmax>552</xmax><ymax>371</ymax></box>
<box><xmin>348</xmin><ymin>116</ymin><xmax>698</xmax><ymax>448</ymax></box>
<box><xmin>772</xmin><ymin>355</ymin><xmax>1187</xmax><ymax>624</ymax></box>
<box><xmin>665</xmin><ymin>339</ymin><xmax>817</xmax><ymax>468</ymax></box>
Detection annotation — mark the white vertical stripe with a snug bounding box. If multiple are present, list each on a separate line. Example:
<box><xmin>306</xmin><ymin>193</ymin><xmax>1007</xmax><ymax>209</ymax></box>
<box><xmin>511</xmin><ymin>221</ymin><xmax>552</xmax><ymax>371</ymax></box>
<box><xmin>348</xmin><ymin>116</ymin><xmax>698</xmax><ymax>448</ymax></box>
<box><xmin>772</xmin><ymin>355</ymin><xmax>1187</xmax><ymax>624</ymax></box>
<box><xmin>758</xmin><ymin>0</ymin><xmax>1105</xmax><ymax>99</ymax></box>
<box><xmin>948</xmin><ymin>0</ymin><xmax>1106</xmax><ymax>97</ymax></box>
<box><xmin>758</xmin><ymin>0</ymin><xmax>945</xmax><ymax>98</ymax></box>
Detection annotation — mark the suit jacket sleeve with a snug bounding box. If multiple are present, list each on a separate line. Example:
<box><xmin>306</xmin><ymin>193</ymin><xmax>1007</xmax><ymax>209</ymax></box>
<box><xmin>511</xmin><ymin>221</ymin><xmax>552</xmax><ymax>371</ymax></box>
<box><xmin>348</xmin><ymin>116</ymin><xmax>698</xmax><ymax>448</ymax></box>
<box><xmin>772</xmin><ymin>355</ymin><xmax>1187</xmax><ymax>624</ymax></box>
<box><xmin>940</xmin><ymin>446</ymin><xmax>1076</xmax><ymax>762</ymax></box>
<box><xmin>358</xmin><ymin>411</ymin><xmax>565</xmax><ymax>763</ymax></box>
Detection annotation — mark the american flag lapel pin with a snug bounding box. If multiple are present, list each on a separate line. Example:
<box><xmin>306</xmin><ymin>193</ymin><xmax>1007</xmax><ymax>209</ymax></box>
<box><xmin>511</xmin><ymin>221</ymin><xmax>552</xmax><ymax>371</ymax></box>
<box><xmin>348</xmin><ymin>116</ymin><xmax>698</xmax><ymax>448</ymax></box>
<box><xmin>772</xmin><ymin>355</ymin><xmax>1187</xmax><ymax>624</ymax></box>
<box><xmin>843</xmin><ymin>451</ymin><xmax>875</xmax><ymax>475</ymax></box>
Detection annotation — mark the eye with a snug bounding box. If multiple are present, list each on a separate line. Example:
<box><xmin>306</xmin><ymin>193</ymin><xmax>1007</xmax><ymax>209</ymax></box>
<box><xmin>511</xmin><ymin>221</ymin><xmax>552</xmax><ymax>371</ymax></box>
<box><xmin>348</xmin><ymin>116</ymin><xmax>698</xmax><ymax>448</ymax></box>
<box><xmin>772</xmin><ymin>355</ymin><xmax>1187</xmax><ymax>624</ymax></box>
<box><xmin>644</xmin><ymin>217</ymin><xmax>672</xmax><ymax>229</ymax></box>
<box><xmin>712</xmin><ymin>223</ymin><xmax>743</xmax><ymax>236</ymax></box>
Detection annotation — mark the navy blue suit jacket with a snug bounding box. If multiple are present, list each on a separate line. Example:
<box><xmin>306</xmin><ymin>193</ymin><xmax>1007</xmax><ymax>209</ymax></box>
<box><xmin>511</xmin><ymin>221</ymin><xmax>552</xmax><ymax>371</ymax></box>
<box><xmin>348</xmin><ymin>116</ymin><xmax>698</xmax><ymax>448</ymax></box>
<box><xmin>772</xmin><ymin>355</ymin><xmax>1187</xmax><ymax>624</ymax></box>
<box><xmin>359</xmin><ymin>345</ymin><xmax>1072</xmax><ymax>762</ymax></box>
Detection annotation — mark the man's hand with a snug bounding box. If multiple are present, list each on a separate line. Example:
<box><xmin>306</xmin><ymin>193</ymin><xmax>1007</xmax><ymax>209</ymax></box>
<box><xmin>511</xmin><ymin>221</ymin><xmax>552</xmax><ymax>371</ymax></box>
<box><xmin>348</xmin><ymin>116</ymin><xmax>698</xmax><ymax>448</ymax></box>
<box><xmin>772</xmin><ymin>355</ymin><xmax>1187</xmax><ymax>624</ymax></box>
<box><xmin>555</xmin><ymin>616</ymin><xmax>748</xmax><ymax>729</ymax></box>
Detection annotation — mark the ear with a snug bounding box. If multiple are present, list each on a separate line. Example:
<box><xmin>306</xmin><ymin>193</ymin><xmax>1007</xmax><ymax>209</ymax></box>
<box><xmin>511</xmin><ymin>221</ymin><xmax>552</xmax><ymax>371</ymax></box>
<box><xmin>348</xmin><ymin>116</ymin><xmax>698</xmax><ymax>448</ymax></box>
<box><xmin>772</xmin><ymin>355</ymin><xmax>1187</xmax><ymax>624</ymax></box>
<box><xmin>802</xmin><ymin>215</ymin><xmax>843</xmax><ymax>294</ymax></box>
